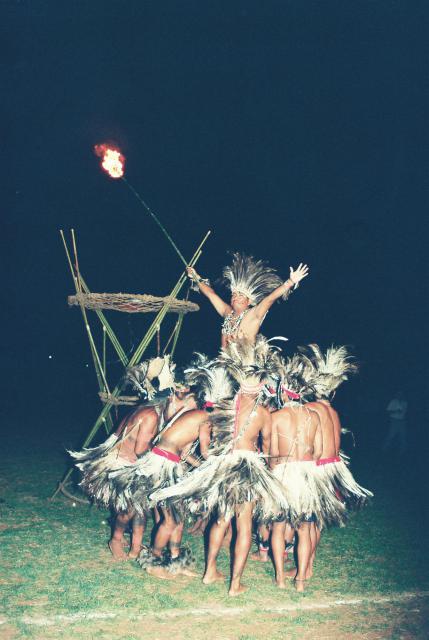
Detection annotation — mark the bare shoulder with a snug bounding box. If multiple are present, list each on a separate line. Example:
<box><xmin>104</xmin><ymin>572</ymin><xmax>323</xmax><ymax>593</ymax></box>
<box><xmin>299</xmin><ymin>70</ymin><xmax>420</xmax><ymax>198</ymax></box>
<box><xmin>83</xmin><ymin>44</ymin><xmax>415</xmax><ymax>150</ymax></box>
<box><xmin>130</xmin><ymin>407</ymin><xmax>158</xmax><ymax>427</ymax></box>
<box><xmin>272</xmin><ymin>407</ymin><xmax>292</xmax><ymax>423</ymax></box>
<box><xmin>257</xmin><ymin>405</ymin><xmax>271</xmax><ymax>418</ymax></box>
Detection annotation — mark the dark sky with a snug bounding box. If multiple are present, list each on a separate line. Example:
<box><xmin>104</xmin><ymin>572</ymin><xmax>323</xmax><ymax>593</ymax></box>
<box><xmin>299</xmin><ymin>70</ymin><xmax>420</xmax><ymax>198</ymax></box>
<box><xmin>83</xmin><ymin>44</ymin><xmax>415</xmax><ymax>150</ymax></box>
<box><xmin>3</xmin><ymin>1</ymin><xmax>428</xmax><ymax>436</ymax></box>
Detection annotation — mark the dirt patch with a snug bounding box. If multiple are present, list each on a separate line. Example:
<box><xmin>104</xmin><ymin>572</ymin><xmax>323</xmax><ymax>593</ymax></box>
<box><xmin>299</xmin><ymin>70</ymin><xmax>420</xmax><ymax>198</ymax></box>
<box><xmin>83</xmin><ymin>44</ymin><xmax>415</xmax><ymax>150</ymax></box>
<box><xmin>13</xmin><ymin>593</ymin><xmax>429</xmax><ymax>640</ymax></box>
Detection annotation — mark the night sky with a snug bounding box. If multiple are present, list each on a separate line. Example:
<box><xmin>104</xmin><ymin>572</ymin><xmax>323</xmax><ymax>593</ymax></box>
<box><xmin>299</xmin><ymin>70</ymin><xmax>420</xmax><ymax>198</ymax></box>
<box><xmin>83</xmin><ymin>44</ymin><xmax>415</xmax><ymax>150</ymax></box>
<box><xmin>4</xmin><ymin>2</ymin><xmax>428</xmax><ymax>448</ymax></box>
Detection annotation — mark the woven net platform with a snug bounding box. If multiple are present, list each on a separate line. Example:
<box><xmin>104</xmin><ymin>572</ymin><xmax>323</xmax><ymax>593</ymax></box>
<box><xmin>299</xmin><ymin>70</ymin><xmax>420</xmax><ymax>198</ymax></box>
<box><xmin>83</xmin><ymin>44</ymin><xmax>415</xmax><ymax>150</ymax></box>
<box><xmin>68</xmin><ymin>293</ymin><xmax>199</xmax><ymax>314</ymax></box>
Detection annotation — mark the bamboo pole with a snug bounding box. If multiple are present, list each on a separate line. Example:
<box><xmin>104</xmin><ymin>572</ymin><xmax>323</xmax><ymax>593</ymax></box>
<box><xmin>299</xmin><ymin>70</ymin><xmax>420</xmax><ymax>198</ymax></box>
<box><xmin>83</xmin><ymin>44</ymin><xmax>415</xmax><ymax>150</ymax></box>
<box><xmin>51</xmin><ymin>230</ymin><xmax>211</xmax><ymax>500</ymax></box>
<box><xmin>61</xmin><ymin>231</ymin><xmax>128</xmax><ymax>366</ymax></box>
<box><xmin>71</xmin><ymin>230</ymin><xmax>111</xmax><ymax>395</ymax></box>
<box><xmin>170</xmin><ymin>313</ymin><xmax>184</xmax><ymax>358</ymax></box>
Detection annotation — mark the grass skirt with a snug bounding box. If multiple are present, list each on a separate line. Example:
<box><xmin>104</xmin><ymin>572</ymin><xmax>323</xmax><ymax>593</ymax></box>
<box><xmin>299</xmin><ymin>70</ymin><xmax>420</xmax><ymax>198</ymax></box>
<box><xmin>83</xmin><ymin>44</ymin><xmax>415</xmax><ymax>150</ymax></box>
<box><xmin>109</xmin><ymin>450</ymin><xmax>185</xmax><ymax>520</ymax></box>
<box><xmin>69</xmin><ymin>435</ymin><xmax>136</xmax><ymax>511</ymax></box>
<box><xmin>150</xmin><ymin>449</ymin><xmax>289</xmax><ymax>522</ymax></box>
<box><xmin>315</xmin><ymin>455</ymin><xmax>373</xmax><ymax>511</ymax></box>
<box><xmin>273</xmin><ymin>460</ymin><xmax>347</xmax><ymax>528</ymax></box>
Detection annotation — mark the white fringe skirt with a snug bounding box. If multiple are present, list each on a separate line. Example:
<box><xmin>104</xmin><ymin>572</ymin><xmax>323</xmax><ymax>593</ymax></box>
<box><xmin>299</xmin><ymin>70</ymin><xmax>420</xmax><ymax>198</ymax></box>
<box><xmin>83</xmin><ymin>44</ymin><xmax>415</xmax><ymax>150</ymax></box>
<box><xmin>109</xmin><ymin>448</ymin><xmax>185</xmax><ymax>520</ymax></box>
<box><xmin>150</xmin><ymin>449</ymin><xmax>289</xmax><ymax>523</ymax></box>
<box><xmin>315</xmin><ymin>455</ymin><xmax>373</xmax><ymax>510</ymax></box>
<box><xmin>69</xmin><ymin>434</ymin><xmax>136</xmax><ymax>512</ymax></box>
<box><xmin>272</xmin><ymin>460</ymin><xmax>347</xmax><ymax>529</ymax></box>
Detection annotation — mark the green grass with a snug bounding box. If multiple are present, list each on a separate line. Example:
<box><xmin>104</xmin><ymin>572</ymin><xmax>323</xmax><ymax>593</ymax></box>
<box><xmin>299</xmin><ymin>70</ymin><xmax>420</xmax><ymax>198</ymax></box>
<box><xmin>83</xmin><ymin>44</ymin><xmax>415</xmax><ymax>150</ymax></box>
<box><xmin>1</xmin><ymin>447</ymin><xmax>428</xmax><ymax>638</ymax></box>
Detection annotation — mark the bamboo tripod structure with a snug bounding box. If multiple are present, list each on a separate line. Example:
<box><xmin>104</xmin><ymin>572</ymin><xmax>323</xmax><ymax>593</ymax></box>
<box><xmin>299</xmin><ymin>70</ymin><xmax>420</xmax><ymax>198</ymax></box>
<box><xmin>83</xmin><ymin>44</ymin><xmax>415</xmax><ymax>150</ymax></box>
<box><xmin>51</xmin><ymin>229</ymin><xmax>211</xmax><ymax>501</ymax></box>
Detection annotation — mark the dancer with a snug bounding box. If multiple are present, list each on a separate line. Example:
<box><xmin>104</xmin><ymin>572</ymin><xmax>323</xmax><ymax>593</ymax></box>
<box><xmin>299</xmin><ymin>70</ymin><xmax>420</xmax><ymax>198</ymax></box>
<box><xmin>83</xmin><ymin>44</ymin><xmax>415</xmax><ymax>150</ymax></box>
<box><xmin>141</xmin><ymin>357</ymin><xmax>235</xmax><ymax>577</ymax></box>
<box><xmin>151</xmin><ymin>339</ymin><xmax>289</xmax><ymax>596</ymax></box>
<box><xmin>187</xmin><ymin>253</ymin><xmax>308</xmax><ymax>347</ymax></box>
<box><xmin>299</xmin><ymin>345</ymin><xmax>373</xmax><ymax>510</ymax></box>
<box><xmin>136</xmin><ymin>405</ymin><xmax>212</xmax><ymax>579</ymax></box>
<box><xmin>69</xmin><ymin>357</ymin><xmax>186</xmax><ymax>559</ymax></box>
<box><xmin>270</xmin><ymin>398</ymin><xmax>328</xmax><ymax>592</ymax></box>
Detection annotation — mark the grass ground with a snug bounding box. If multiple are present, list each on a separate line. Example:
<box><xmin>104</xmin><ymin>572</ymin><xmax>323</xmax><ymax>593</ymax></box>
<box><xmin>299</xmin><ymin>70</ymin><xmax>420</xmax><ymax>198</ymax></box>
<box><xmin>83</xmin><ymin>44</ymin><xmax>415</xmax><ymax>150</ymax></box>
<box><xmin>1</xmin><ymin>440</ymin><xmax>428</xmax><ymax>639</ymax></box>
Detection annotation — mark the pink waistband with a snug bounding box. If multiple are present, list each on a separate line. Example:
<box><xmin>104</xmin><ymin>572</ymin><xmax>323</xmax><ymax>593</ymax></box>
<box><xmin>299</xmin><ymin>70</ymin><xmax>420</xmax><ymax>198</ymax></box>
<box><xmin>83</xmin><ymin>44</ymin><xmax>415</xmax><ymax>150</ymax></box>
<box><xmin>152</xmin><ymin>446</ymin><xmax>180</xmax><ymax>463</ymax></box>
<box><xmin>317</xmin><ymin>456</ymin><xmax>341</xmax><ymax>466</ymax></box>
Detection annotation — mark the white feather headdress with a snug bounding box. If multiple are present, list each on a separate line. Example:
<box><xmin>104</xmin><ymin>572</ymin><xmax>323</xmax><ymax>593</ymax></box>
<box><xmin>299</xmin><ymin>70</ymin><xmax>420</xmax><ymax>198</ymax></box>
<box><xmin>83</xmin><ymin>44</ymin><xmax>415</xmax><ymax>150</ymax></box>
<box><xmin>297</xmin><ymin>344</ymin><xmax>358</xmax><ymax>398</ymax></box>
<box><xmin>222</xmin><ymin>253</ymin><xmax>285</xmax><ymax>306</ymax></box>
<box><xmin>216</xmin><ymin>335</ymin><xmax>284</xmax><ymax>390</ymax></box>
<box><xmin>184</xmin><ymin>353</ymin><xmax>235</xmax><ymax>407</ymax></box>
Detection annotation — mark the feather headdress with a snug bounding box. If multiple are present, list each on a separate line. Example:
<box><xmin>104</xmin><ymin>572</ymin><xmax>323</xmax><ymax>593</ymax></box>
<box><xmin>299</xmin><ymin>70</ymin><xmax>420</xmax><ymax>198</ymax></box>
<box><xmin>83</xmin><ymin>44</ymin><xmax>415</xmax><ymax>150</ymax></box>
<box><xmin>222</xmin><ymin>253</ymin><xmax>286</xmax><ymax>306</ymax></box>
<box><xmin>297</xmin><ymin>344</ymin><xmax>358</xmax><ymax>398</ymax></box>
<box><xmin>123</xmin><ymin>356</ymin><xmax>175</xmax><ymax>400</ymax></box>
<box><xmin>184</xmin><ymin>353</ymin><xmax>235</xmax><ymax>408</ymax></box>
<box><xmin>216</xmin><ymin>335</ymin><xmax>284</xmax><ymax>391</ymax></box>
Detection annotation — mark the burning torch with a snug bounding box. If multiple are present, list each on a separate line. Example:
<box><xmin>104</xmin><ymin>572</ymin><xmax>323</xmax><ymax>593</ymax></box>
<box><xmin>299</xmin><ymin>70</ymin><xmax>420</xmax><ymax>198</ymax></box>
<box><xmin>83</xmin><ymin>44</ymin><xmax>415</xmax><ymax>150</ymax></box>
<box><xmin>94</xmin><ymin>144</ymin><xmax>189</xmax><ymax>267</ymax></box>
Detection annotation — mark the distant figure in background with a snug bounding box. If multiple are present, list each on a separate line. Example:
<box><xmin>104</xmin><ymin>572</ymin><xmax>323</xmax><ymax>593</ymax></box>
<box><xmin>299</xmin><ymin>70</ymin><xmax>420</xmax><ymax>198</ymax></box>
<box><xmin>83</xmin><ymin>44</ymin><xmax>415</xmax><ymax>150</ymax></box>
<box><xmin>383</xmin><ymin>391</ymin><xmax>408</xmax><ymax>454</ymax></box>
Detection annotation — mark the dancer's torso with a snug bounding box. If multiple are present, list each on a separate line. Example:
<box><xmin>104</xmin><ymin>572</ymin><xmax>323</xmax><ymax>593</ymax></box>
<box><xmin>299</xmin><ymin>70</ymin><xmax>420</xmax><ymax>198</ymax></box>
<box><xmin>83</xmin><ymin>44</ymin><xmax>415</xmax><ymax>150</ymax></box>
<box><xmin>272</xmin><ymin>405</ymin><xmax>317</xmax><ymax>463</ymax></box>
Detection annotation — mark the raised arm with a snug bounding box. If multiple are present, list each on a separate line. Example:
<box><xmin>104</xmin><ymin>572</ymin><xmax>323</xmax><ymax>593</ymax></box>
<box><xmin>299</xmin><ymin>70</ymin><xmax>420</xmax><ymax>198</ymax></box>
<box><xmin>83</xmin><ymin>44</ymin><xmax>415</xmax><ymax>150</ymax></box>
<box><xmin>253</xmin><ymin>263</ymin><xmax>309</xmax><ymax>321</ymax></box>
<box><xmin>187</xmin><ymin>266</ymin><xmax>232</xmax><ymax>317</ymax></box>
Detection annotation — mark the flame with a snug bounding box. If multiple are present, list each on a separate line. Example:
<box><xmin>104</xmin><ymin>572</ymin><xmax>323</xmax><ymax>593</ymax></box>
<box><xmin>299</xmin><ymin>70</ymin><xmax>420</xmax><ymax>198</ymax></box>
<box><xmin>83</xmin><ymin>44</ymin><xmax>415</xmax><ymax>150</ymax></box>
<box><xmin>94</xmin><ymin>144</ymin><xmax>125</xmax><ymax>179</ymax></box>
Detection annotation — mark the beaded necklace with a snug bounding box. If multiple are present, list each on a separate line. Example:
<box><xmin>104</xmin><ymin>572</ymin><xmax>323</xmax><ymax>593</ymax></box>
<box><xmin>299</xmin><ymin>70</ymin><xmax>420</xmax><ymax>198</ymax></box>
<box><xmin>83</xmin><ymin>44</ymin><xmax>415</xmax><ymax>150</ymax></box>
<box><xmin>221</xmin><ymin>309</ymin><xmax>249</xmax><ymax>336</ymax></box>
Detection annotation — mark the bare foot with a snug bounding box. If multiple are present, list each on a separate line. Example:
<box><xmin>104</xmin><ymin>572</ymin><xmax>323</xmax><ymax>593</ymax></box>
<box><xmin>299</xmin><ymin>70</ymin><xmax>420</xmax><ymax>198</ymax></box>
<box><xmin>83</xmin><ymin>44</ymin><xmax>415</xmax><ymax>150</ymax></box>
<box><xmin>294</xmin><ymin>578</ymin><xmax>306</xmax><ymax>593</ymax></box>
<box><xmin>275</xmin><ymin>579</ymin><xmax>287</xmax><ymax>590</ymax></box>
<box><xmin>175</xmin><ymin>567</ymin><xmax>199</xmax><ymax>577</ymax></box>
<box><xmin>128</xmin><ymin>546</ymin><xmax>143</xmax><ymax>559</ymax></box>
<box><xmin>250</xmin><ymin>550</ymin><xmax>268</xmax><ymax>562</ymax></box>
<box><xmin>202</xmin><ymin>570</ymin><xmax>225</xmax><ymax>584</ymax></box>
<box><xmin>228</xmin><ymin>582</ymin><xmax>247</xmax><ymax>597</ymax></box>
<box><xmin>146</xmin><ymin>565</ymin><xmax>176</xmax><ymax>580</ymax></box>
<box><xmin>108</xmin><ymin>539</ymin><xmax>128</xmax><ymax>561</ymax></box>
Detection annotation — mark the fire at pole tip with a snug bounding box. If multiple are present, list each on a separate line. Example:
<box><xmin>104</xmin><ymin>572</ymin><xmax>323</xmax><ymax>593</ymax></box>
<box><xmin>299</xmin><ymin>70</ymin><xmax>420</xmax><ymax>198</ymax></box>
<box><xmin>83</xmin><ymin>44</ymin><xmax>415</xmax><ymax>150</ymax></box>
<box><xmin>94</xmin><ymin>143</ymin><xmax>125</xmax><ymax>179</ymax></box>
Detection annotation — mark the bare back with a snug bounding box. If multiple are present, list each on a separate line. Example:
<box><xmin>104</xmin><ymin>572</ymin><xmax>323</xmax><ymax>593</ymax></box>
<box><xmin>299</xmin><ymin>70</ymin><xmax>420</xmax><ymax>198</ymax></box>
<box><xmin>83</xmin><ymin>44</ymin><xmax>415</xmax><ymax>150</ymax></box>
<box><xmin>320</xmin><ymin>401</ymin><xmax>341</xmax><ymax>456</ymax></box>
<box><xmin>233</xmin><ymin>398</ymin><xmax>271</xmax><ymax>454</ymax></box>
<box><xmin>115</xmin><ymin>406</ymin><xmax>159</xmax><ymax>462</ymax></box>
<box><xmin>157</xmin><ymin>409</ymin><xmax>211</xmax><ymax>457</ymax></box>
<box><xmin>271</xmin><ymin>404</ymin><xmax>321</xmax><ymax>462</ymax></box>
<box><xmin>306</xmin><ymin>401</ymin><xmax>336</xmax><ymax>459</ymax></box>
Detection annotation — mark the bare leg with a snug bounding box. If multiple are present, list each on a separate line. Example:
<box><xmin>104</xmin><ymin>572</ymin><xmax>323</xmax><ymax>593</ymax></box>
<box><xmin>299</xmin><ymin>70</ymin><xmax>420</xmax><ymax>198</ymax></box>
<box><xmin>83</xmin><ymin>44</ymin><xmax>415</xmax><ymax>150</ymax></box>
<box><xmin>221</xmin><ymin>523</ymin><xmax>233</xmax><ymax>549</ymax></box>
<box><xmin>128</xmin><ymin>513</ymin><xmax>146</xmax><ymax>559</ymax></box>
<box><xmin>250</xmin><ymin>524</ymin><xmax>270</xmax><ymax>562</ymax></box>
<box><xmin>271</xmin><ymin>521</ymin><xmax>287</xmax><ymax>588</ymax></box>
<box><xmin>146</xmin><ymin>508</ymin><xmax>177</xmax><ymax>580</ymax></box>
<box><xmin>203</xmin><ymin>518</ymin><xmax>230</xmax><ymax>584</ymax></box>
<box><xmin>169</xmin><ymin>521</ymin><xmax>184</xmax><ymax>558</ymax></box>
<box><xmin>295</xmin><ymin>522</ymin><xmax>311</xmax><ymax>592</ymax></box>
<box><xmin>229</xmin><ymin>502</ymin><xmax>253</xmax><ymax>597</ymax></box>
<box><xmin>109</xmin><ymin>512</ymin><xmax>132</xmax><ymax>560</ymax></box>
<box><xmin>306</xmin><ymin>522</ymin><xmax>319</xmax><ymax>578</ymax></box>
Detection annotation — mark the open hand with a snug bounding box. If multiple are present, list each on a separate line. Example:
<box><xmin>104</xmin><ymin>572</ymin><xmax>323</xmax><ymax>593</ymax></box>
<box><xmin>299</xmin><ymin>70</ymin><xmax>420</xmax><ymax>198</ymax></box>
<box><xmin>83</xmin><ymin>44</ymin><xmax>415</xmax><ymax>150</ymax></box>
<box><xmin>289</xmin><ymin>263</ymin><xmax>309</xmax><ymax>284</ymax></box>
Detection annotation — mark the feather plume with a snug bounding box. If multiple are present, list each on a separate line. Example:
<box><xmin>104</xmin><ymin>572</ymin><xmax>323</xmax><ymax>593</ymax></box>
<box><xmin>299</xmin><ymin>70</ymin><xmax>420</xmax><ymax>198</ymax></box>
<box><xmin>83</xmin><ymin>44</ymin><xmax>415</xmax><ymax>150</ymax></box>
<box><xmin>222</xmin><ymin>253</ymin><xmax>285</xmax><ymax>305</ymax></box>
<box><xmin>123</xmin><ymin>361</ymin><xmax>156</xmax><ymax>400</ymax></box>
<box><xmin>296</xmin><ymin>344</ymin><xmax>358</xmax><ymax>398</ymax></box>
<box><xmin>216</xmin><ymin>335</ymin><xmax>284</xmax><ymax>387</ymax></box>
<box><xmin>184</xmin><ymin>353</ymin><xmax>236</xmax><ymax>407</ymax></box>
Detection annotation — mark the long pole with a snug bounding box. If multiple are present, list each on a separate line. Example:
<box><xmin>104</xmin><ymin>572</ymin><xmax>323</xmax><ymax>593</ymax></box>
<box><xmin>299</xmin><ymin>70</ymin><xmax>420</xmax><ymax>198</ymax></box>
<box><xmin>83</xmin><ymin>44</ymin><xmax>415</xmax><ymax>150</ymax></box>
<box><xmin>121</xmin><ymin>177</ymin><xmax>188</xmax><ymax>267</ymax></box>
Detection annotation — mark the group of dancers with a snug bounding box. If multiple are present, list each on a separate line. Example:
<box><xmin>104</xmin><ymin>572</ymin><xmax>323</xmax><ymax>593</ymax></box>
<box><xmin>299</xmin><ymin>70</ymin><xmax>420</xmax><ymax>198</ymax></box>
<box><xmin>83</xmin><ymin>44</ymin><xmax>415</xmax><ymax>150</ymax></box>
<box><xmin>70</xmin><ymin>253</ymin><xmax>372</xmax><ymax>595</ymax></box>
